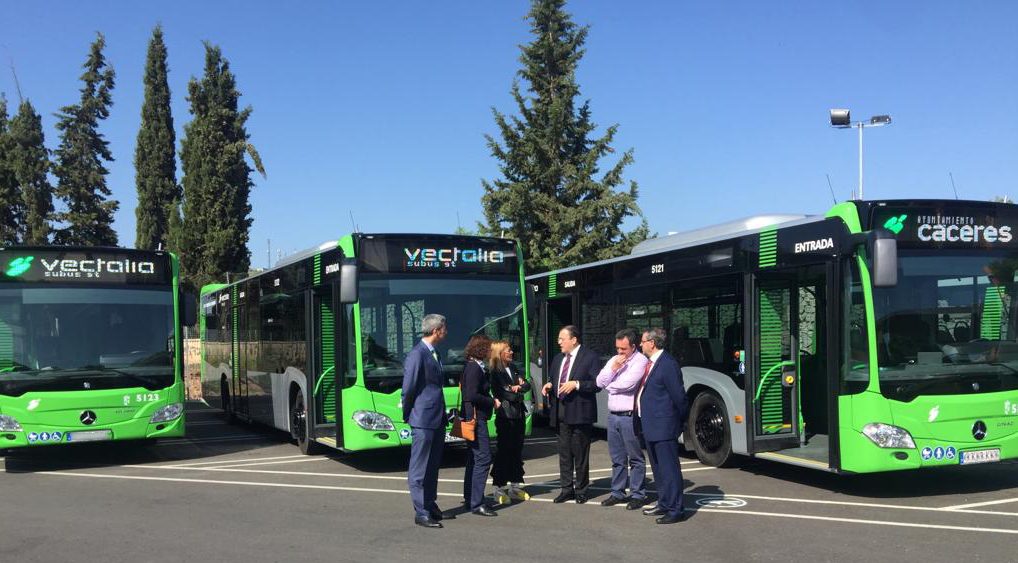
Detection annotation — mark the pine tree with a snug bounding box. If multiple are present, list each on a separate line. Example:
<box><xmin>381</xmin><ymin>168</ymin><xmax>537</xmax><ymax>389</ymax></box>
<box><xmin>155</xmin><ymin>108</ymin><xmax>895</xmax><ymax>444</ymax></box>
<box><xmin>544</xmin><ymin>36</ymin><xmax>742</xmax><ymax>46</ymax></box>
<box><xmin>9</xmin><ymin>99</ymin><xmax>53</xmax><ymax>245</ymax></box>
<box><xmin>53</xmin><ymin>32</ymin><xmax>119</xmax><ymax>246</ymax></box>
<box><xmin>0</xmin><ymin>94</ymin><xmax>22</xmax><ymax>245</ymax></box>
<box><xmin>135</xmin><ymin>25</ymin><xmax>179</xmax><ymax>250</ymax></box>
<box><xmin>481</xmin><ymin>0</ymin><xmax>648</xmax><ymax>273</ymax></box>
<box><xmin>178</xmin><ymin>43</ymin><xmax>265</xmax><ymax>290</ymax></box>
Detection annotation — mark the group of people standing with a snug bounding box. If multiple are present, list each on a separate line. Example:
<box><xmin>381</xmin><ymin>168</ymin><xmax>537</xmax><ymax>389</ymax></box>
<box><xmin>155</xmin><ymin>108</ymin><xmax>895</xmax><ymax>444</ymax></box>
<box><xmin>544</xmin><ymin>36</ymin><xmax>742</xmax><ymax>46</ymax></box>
<box><xmin>400</xmin><ymin>314</ymin><xmax>688</xmax><ymax>529</ymax></box>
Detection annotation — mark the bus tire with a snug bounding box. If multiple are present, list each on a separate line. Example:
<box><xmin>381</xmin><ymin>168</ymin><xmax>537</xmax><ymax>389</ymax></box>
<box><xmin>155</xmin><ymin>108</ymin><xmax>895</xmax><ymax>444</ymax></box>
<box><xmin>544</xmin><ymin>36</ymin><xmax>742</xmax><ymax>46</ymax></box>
<box><xmin>688</xmin><ymin>391</ymin><xmax>734</xmax><ymax>467</ymax></box>
<box><xmin>291</xmin><ymin>390</ymin><xmax>319</xmax><ymax>455</ymax></box>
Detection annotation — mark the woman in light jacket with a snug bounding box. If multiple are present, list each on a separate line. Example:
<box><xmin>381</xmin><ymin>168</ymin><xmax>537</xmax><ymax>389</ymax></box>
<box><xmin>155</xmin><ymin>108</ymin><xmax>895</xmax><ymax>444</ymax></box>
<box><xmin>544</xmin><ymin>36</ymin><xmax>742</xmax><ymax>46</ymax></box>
<box><xmin>489</xmin><ymin>339</ymin><xmax>531</xmax><ymax>504</ymax></box>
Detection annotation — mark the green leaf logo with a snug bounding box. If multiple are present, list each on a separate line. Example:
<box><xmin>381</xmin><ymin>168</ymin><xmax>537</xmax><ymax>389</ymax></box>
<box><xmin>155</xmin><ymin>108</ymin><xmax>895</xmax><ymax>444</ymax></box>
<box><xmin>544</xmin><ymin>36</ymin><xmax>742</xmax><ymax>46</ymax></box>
<box><xmin>883</xmin><ymin>214</ymin><xmax>908</xmax><ymax>235</ymax></box>
<box><xmin>5</xmin><ymin>256</ymin><xmax>34</xmax><ymax>277</ymax></box>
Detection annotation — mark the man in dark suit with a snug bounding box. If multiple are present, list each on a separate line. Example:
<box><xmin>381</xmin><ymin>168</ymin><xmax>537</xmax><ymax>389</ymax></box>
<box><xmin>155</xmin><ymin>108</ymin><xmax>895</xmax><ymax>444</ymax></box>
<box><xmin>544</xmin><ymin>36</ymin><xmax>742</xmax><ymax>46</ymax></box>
<box><xmin>636</xmin><ymin>328</ymin><xmax>689</xmax><ymax>524</ymax></box>
<box><xmin>541</xmin><ymin>325</ymin><xmax>601</xmax><ymax>504</ymax></box>
<box><xmin>402</xmin><ymin>314</ymin><xmax>449</xmax><ymax>528</ymax></box>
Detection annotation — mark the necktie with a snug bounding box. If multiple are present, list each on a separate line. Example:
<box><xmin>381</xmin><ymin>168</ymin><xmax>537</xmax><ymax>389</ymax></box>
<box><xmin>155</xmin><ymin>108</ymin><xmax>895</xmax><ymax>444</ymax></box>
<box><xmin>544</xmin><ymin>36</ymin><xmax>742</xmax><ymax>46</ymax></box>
<box><xmin>557</xmin><ymin>353</ymin><xmax>571</xmax><ymax>398</ymax></box>
<box><xmin>634</xmin><ymin>360</ymin><xmax>652</xmax><ymax>414</ymax></box>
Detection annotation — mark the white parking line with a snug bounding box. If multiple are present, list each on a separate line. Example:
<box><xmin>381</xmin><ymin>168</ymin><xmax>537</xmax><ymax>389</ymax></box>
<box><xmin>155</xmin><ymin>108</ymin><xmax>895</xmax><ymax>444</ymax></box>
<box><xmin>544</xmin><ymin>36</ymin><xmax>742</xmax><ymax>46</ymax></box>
<box><xmin>207</xmin><ymin>458</ymin><xmax>329</xmax><ymax>469</ymax></box>
<box><xmin>526</xmin><ymin>462</ymin><xmax>705</xmax><ymax>480</ymax></box>
<box><xmin>39</xmin><ymin>471</ymin><xmax>1018</xmax><ymax>536</ymax></box>
<box><xmin>155</xmin><ymin>454</ymin><xmax>310</xmax><ymax>468</ymax></box>
<box><xmin>156</xmin><ymin>435</ymin><xmax>270</xmax><ymax>446</ymax></box>
<box><xmin>943</xmin><ymin>497</ymin><xmax>1018</xmax><ymax>510</ymax></box>
<box><xmin>694</xmin><ymin>507</ymin><xmax>1018</xmax><ymax>536</ymax></box>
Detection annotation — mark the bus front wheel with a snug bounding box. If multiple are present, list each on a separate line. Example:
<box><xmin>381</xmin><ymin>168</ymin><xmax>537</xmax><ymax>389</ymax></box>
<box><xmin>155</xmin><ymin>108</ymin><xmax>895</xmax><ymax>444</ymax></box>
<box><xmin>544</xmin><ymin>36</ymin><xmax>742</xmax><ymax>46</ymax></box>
<box><xmin>290</xmin><ymin>390</ymin><xmax>319</xmax><ymax>455</ymax></box>
<box><xmin>687</xmin><ymin>391</ymin><xmax>734</xmax><ymax>467</ymax></box>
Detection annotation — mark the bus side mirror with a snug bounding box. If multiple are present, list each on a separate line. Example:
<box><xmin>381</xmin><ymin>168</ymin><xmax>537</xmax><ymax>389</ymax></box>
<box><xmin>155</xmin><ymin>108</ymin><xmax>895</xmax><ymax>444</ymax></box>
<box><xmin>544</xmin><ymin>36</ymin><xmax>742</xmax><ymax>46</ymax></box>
<box><xmin>869</xmin><ymin>229</ymin><xmax>898</xmax><ymax>288</ymax></box>
<box><xmin>339</xmin><ymin>263</ymin><xmax>359</xmax><ymax>303</ymax></box>
<box><xmin>182</xmin><ymin>291</ymin><xmax>198</xmax><ymax>326</ymax></box>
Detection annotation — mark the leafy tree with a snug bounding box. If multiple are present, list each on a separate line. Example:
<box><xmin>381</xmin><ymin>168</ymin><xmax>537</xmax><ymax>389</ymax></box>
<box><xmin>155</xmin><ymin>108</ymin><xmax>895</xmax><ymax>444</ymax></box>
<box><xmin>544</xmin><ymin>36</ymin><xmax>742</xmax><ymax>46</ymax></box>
<box><xmin>53</xmin><ymin>32</ymin><xmax>118</xmax><ymax>246</ymax></box>
<box><xmin>9</xmin><ymin>99</ymin><xmax>53</xmax><ymax>245</ymax></box>
<box><xmin>178</xmin><ymin>42</ymin><xmax>265</xmax><ymax>290</ymax></box>
<box><xmin>135</xmin><ymin>25</ymin><xmax>179</xmax><ymax>250</ymax></box>
<box><xmin>481</xmin><ymin>0</ymin><xmax>648</xmax><ymax>273</ymax></box>
<box><xmin>0</xmin><ymin>94</ymin><xmax>22</xmax><ymax>245</ymax></box>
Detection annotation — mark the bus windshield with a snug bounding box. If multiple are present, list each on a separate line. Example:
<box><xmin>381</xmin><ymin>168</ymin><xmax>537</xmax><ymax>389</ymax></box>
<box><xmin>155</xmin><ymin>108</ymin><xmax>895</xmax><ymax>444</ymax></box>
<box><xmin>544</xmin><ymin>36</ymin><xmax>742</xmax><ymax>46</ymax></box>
<box><xmin>0</xmin><ymin>286</ymin><xmax>175</xmax><ymax>396</ymax></box>
<box><xmin>357</xmin><ymin>275</ymin><xmax>524</xmax><ymax>393</ymax></box>
<box><xmin>873</xmin><ymin>250</ymin><xmax>1018</xmax><ymax>401</ymax></box>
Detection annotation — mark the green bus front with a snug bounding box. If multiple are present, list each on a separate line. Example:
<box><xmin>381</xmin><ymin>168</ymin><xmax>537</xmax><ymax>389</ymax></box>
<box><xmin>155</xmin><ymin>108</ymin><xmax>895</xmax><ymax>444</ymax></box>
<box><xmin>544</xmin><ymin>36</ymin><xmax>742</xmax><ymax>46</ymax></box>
<box><xmin>328</xmin><ymin>234</ymin><xmax>532</xmax><ymax>452</ymax></box>
<box><xmin>0</xmin><ymin>247</ymin><xmax>187</xmax><ymax>449</ymax></box>
<box><xmin>835</xmin><ymin>201</ymin><xmax>1018</xmax><ymax>472</ymax></box>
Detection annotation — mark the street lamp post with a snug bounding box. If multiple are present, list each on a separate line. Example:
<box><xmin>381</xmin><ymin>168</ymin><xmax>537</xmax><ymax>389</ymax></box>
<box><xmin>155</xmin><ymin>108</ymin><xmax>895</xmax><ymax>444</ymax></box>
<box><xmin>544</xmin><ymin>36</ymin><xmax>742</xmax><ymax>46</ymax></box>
<box><xmin>830</xmin><ymin>109</ymin><xmax>891</xmax><ymax>200</ymax></box>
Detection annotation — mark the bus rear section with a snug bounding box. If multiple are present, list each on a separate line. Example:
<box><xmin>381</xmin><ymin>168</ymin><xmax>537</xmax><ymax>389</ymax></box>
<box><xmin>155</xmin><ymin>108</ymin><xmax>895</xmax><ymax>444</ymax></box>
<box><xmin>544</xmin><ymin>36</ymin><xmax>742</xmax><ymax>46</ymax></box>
<box><xmin>0</xmin><ymin>247</ymin><xmax>189</xmax><ymax>449</ymax></box>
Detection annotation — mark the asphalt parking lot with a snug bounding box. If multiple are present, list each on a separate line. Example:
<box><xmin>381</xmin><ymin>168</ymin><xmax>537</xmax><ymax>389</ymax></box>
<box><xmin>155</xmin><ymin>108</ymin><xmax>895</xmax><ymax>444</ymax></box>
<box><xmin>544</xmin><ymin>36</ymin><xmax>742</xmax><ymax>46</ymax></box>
<box><xmin>3</xmin><ymin>403</ymin><xmax>1018</xmax><ymax>563</ymax></box>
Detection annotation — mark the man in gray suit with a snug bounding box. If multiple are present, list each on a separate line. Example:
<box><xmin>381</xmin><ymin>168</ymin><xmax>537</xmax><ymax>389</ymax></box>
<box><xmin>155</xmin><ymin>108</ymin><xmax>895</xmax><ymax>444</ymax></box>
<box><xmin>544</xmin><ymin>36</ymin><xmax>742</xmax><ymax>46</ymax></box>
<box><xmin>402</xmin><ymin>314</ymin><xmax>449</xmax><ymax>528</ymax></box>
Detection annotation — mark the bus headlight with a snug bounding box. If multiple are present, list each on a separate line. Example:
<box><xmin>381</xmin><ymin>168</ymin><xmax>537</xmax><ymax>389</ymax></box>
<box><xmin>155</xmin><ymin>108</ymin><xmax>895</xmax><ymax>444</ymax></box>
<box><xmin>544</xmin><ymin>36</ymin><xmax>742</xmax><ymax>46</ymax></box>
<box><xmin>0</xmin><ymin>414</ymin><xmax>23</xmax><ymax>432</ymax></box>
<box><xmin>149</xmin><ymin>403</ymin><xmax>184</xmax><ymax>423</ymax></box>
<box><xmin>862</xmin><ymin>423</ymin><xmax>916</xmax><ymax>449</ymax></box>
<box><xmin>353</xmin><ymin>410</ymin><xmax>395</xmax><ymax>431</ymax></box>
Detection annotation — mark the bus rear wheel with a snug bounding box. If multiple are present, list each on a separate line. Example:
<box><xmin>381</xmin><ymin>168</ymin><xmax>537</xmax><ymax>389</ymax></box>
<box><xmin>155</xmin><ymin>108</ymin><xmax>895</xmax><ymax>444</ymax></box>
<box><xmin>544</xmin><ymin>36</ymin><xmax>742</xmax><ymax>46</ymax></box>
<box><xmin>688</xmin><ymin>391</ymin><xmax>734</xmax><ymax>467</ymax></box>
<box><xmin>290</xmin><ymin>391</ymin><xmax>319</xmax><ymax>455</ymax></box>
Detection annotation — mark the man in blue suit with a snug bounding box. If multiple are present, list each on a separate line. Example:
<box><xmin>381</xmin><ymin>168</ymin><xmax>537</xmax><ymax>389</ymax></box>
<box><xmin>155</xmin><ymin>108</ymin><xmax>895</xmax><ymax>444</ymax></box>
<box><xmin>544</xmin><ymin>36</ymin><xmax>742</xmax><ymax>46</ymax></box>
<box><xmin>402</xmin><ymin>314</ymin><xmax>449</xmax><ymax>528</ymax></box>
<box><xmin>635</xmin><ymin>328</ymin><xmax>690</xmax><ymax>524</ymax></box>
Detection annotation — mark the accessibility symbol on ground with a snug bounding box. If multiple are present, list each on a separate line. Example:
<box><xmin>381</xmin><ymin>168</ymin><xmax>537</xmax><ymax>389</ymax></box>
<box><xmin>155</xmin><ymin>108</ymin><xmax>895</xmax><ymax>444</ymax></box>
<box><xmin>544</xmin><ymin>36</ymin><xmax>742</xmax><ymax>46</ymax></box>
<box><xmin>695</xmin><ymin>496</ymin><xmax>748</xmax><ymax>508</ymax></box>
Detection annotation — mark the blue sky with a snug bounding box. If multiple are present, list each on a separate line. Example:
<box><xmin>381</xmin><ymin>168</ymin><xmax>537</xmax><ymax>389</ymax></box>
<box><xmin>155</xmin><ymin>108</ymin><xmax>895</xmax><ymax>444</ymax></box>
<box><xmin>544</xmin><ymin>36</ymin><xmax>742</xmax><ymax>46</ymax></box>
<box><xmin>3</xmin><ymin>1</ymin><xmax>1017</xmax><ymax>268</ymax></box>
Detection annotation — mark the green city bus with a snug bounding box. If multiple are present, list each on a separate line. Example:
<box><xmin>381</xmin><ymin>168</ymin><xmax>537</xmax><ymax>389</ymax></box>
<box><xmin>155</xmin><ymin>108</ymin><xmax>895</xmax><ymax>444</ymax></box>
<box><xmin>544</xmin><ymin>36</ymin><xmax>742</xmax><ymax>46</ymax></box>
<box><xmin>0</xmin><ymin>247</ymin><xmax>193</xmax><ymax>449</ymax></box>
<box><xmin>200</xmin><ymin>233</ymin><xmax>531</xmax><ymax>453</ymax></box>
<box><xmin>528</xmin><ymin>199</ymin><xmax>1018</xmax><ymax>473</ymax></box>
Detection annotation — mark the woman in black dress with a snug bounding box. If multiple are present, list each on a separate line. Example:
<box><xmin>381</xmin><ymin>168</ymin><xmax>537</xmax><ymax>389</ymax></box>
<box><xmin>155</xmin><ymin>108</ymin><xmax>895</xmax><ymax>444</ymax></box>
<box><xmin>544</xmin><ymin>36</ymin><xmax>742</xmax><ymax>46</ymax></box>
<box><xmin>461</xmin><ymin>334</ymin><xmax>499</xmax><ymax>516</ymax></box>
<box><xmin>489</xmin><ymin>339</ymin><xmax>531</xmax><ymax>504</ymax></box>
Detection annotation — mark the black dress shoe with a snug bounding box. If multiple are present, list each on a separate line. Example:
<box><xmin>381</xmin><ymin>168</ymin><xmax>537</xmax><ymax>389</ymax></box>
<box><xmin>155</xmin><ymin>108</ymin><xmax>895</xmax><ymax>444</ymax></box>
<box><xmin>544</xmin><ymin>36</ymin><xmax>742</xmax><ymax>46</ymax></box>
<box><xmin>553</xmin><ymin>492</ymin><xmax>575</xmax><ymax>504</ymax></box>
<box><xmin>429</xmin><ymin>511</ymin><xmax>445</xmax><ymax>521</ymax></box>
<box><xmin>471</xmin><ymin>506</ymin><xmax>498</xmax><ymax>517</ymax></box>
<box><xmin>656</xmin><ymin>511</ymin><xmax>689</xmax><ymax>525</ymax></box>
<box><xmin>414</xmin><ymin>515</ymin><xmax>443</xmax><ymax>528</ymax></box>
<box><xmin>575</xmin><ymin>494</ymin><xmax>588</xmax><ymax>504</ymax></box>
<box><xmin>626</xmin><ymin>498</ymin><xmax>650</xmax><ymax>510</ymax></box>
<box><xmin>643</xmin><ymin>506</ymin><xmax>667</xmax><ymax>516</ymax></box>
<box><xmin>601</xmin><ymin>495</ymin><xmax>627</xmax><ymax>507</ymax></box>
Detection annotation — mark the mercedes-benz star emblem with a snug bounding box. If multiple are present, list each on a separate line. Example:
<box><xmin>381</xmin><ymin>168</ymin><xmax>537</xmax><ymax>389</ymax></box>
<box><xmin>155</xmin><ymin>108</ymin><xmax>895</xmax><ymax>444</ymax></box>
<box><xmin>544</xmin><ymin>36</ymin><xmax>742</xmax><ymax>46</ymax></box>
<box><xmin>972</xmin><ymin>420</ymin><xmax>987</xmax><ymax>441</ymax></box>
<box><xmin>80</xmin><ymin>410</ymin><xmax>97</xmax><ymax>425</ymax></box>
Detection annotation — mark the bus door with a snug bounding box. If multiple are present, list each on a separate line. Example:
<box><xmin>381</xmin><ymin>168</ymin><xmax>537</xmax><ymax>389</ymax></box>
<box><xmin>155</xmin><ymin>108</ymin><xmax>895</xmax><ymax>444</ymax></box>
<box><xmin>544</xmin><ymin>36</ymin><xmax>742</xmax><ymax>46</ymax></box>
<box><xmin>748</xmin><ymin>264</ymin><xmax>832</xmax><ymax>456</ymax></box>
<box><xmin>233</xmin><ymin>286</ymin><xmax>250</xmax><ymax>418</ymax></box>
<box><xmin>311</xmin><ymin>283</ymin><xmax>342</xmax><ymax>447</ymax></box>
<box><xmin>537</xmin><ymin>296</ymin><xmax>574</xmax><ymax>407</ymax></box>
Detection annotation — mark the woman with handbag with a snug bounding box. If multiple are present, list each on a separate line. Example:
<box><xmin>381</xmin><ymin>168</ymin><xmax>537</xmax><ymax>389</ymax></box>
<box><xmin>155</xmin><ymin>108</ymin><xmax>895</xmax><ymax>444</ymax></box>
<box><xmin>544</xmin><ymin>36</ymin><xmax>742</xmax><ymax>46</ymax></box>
<box><xmin>489</xmin><ymin>339</ymin><xmax>531</xmax><ymax>504</ymax></box>
<box><xmin>460</xmin><ymin>334</ymin><xmax>499</xmax><ymax>516</ymax></box>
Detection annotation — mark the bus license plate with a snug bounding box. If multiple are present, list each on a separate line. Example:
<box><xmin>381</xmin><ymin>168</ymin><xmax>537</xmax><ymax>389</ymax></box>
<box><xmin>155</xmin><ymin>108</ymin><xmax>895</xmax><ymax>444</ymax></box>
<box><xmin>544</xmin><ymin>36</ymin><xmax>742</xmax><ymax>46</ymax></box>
<box><xmin>66</xmin><ymin>430</ymin><xmax>113</xmax><ymax>443</ymax></box>
<box><xmin>959</xmin><ymin>448</ymin><xmax>1000</xmax><ymax>465</ymax></box>
<box><xmin>444</xmin><ymin>434</ymin><xmax>465</xmax><ymax>443</ymax></box>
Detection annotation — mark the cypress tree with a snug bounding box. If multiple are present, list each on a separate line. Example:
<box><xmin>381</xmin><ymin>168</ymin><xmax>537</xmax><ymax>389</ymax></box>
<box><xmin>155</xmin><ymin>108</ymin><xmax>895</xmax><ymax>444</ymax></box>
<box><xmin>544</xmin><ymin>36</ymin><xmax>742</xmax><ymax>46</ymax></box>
<box><xmin>135</xmin><ymin>25</ymin><xmax>179</xmax><ymax>250</ymax></box>
<box><xmin>0</xmin><ymin>94</ymin><xmax>22</xmax><ymax>245</ymax></box>
<box><xmin>178</xmin><ymin>43</ymin><xmax>265</xmax><ymax>290</ymax></box>
<box><xmin>53</xmin><ymin>32</ymin><xmax>119</xmax><ymax>246</ymax></box>
<box><xmin>481</xmin><ymin>0</ymin><xmax>648</xmax><ymax>273</ymax></box>
<box><xmin>9</xmin><ymin>100</ymin><xmax>53</xmax><ymax>245</ymax></box>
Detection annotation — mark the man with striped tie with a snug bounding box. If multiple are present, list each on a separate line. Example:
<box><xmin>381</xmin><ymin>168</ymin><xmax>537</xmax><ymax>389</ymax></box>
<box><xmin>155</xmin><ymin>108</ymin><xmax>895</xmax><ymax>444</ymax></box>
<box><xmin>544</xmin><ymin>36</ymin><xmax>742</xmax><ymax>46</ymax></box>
<box><xmin>542</xmin><ymin>325</ymin><xmax>601</xmax><ymax>504</ymax></box>
<box><xmin>402</xmin><ymin>314</ymin><xmax>449</xmax><ymax>528</ymax></box>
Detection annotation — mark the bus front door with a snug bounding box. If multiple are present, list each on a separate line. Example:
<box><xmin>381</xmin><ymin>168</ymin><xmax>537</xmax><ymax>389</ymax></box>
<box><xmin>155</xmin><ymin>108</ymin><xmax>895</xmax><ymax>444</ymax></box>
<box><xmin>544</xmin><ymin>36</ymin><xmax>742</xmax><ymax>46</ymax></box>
<box><xmin>749</xmin><ymin>271</ymin><xmax>804</xmax><ymax>453</ymax></box>
<box><xmin>749</xmin><ymin>264</ymin><xmax>832</xmax><ymax>459</ymax></box>
<box><xmin>311</xmin><ymin>283</ymin><xmax>341</xmax><ymax>448</ymax></box>
<box><xmin>537</xmin><ymin>296</ymin><xmax>574</xmax><ymax>411</ymax></box>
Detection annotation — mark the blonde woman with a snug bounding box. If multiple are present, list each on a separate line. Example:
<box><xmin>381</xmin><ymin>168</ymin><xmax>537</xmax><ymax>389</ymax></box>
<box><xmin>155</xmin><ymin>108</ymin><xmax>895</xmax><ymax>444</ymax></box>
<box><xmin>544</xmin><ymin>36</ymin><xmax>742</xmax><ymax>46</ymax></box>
<box><xmin>488</xmin><ymin>340</ymin><xmax>531</xmax><ymax>504</ymax></box>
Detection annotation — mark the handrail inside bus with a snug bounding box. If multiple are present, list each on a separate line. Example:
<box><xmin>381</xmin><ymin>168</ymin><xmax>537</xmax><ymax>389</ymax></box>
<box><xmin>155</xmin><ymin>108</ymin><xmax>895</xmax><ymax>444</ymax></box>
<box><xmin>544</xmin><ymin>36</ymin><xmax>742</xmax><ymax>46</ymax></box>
<box><xmin>313</xmin><ymin>365</ymin><xmax>336</xmax><ymax>395</ymax></box>
<box><xmin>753</xmin><ymin>360</ymin><xmax>796</xmax><ymax>402</ymax></box>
